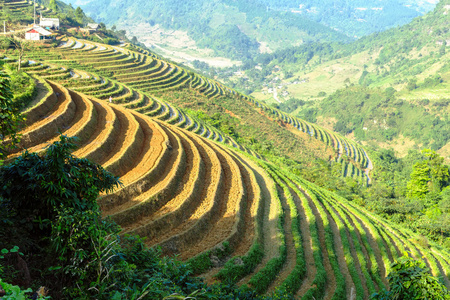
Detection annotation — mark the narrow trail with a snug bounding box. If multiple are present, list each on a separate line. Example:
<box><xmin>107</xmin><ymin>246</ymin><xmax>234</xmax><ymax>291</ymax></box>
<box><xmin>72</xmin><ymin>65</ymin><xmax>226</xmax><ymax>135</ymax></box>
<box><xmin>299</xmin><ymin>189</ymin><xmax>336</xmax><ymax>300</ymax></box>
<box><xmin>266</xmin><ymin>185</ymin><xmax>296</xmax><ymax>292</ymax></box>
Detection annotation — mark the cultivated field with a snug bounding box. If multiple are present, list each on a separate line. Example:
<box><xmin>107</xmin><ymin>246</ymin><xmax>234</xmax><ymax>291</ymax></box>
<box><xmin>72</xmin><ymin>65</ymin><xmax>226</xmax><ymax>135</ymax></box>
<box><xmin>7</xmin><ymin>77</ymin><xmax>450</xmax><ymax>299</ymax></box>
<box><xmin>3</xmin><ymin>3</ymin><xmax>450</xmax><ymax>296</ymax></box>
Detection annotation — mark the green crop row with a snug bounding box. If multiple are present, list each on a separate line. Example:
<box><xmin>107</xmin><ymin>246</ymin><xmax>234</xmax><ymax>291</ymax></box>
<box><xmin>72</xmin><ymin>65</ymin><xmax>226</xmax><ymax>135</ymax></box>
<box><xmin>247</xmin><ymin>165</ymin><xmax>286</xmax><ymax>294</ymax></box>
<box><xmin>266</xmin><ymin>166</ymin><xmax>307</xmax><ymax>295</ymax></box>
<box><xmin>274</xmin><ymin>171</ymin><xmax>327</xmax><ymax>300</ymax></box>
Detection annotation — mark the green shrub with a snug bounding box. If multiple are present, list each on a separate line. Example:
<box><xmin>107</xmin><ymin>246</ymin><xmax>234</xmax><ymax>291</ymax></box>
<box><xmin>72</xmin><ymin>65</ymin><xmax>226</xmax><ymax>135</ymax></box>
<box><xmin>372</xmin><ymin>254</ymin><xmax>450</xmax><ymax>300</ymax></box>
<box><xmin>0</xmin><ymin>278</ymin><xmax>48</xmax><ymax>300</ymax></box>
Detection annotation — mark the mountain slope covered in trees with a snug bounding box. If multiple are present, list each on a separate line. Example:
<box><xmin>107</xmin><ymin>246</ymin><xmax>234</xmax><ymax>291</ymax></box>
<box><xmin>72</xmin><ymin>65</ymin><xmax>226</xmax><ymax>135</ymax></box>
<box><xmin>227</xmin><ymin>0</ymin><xmax>450</xmax><ymax>156</ymax></box>
<box><xmin>60</xmin><ymin>0</ymin><xmax>351</xmax><ymax>60</ymax></box>
<box><xmin>258</xmin><ymin>0</ymin><xmax>437</xmax><ymax>37</ymax></box>
<box><xmin>60</xmin><ymin>0</ymin><xmax>438</xmax><ymax>62</ymax></box>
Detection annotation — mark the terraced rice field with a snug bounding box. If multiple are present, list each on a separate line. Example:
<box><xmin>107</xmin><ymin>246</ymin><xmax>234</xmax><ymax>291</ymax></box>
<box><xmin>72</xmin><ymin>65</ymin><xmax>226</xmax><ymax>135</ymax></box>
<box><xmin>9</xmin><ymin>78</ymin><xmax>450</xmax><ymax>299</ymax></box>
<box><xmin>0</xmin><ymin>0</ymin><xmax>54</xmax><ymax>21</ymax></box>
<box><xmin>4</xmin><ymin>36</ymin><xmax>368</xmax><ymax>179</ymax></box>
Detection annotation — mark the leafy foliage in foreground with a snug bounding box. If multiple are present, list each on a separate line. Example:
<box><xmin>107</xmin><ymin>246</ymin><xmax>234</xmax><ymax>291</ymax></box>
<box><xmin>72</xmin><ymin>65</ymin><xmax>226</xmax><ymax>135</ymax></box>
<box><xmin>372</xmin><ymin>254</ymin><xmax>450</xmax><ymax>300</ymax></box>
<box><xmin>0</xmin><ymin>68</ymin><xmax>25</xmax><ymax>163</ymax></box>
<box><xmin>0</xmin><ymin>136</ymin><xmax>291</xmax><ymax>299</ymax></box>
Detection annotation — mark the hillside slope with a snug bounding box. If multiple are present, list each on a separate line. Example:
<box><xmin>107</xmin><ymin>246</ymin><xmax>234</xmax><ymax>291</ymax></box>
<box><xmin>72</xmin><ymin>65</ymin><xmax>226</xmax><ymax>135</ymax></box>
<box><xmin>243</xmin><ymin>0</ymin><xmax>450</xmax><ymax>156</ymax></box>
<box><xmin>8</xmin><ymin>75</ymin><xmax>450</xmax><ymax>299</ymax></box>
<box><xmin>0</xmin><ymin>32</ymin><xmax>371</xmax><ymax>182</ymax></box>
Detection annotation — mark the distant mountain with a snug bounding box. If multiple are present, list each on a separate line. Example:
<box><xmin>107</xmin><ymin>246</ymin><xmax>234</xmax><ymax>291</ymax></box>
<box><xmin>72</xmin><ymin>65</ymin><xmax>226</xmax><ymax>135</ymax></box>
<box><xmin>257</xmin><ymin>0</ymin><xmax>438</xmax><ymax>37</ymax></box>
<box><xmin>59</xmin><ymin>0</ymin><xmax>351</xmax><ymax>60</ymax></box>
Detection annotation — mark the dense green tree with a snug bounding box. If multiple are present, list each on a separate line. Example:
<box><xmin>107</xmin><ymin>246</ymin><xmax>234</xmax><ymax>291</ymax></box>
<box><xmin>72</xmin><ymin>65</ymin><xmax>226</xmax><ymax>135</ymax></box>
<box><xmin>372</xmin><ymin>254</ymin><xmax>450</xmax><ymax>299</ymax></box>
<box><xmin>424</xmin><ymin>149</ymin><xmax>450</xmax><ymax>192</ymax></box>
<box><xmin>74</xmin><ymin>6</ymin><xmax>84</xmax><ymax>23</ymax></box>
<box><xmin>0</xmin><ymin>70</ymin><xmax>24</xmax><ymax>164</ymax></box>
<box><xmin>407</xmin><ymin>150</ymin><xmax>450</xmax><ymax>199</ymax></box>
<box><xmin>49</xmin><ymin>0</ymin><xmax>57</xmax><ymax>11</ymax></box>
<box><xmin>407</xmin><ymin>161</ymin><xmax>430</xmax><ymax>198</ymax></box>
<box><xmin>0</xmin><ymin>135</ymin><xmax>121</xmax><ymax>251</ymax></box>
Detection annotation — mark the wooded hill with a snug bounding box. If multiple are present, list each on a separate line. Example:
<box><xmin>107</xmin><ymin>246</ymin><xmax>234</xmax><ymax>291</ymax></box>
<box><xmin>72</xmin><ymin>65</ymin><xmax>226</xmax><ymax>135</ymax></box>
<box><xmin>257</xmin><ymin>0</ymin><xmax>436</xmax><ymax>38</ymax></box>
<box><xmin>60</xmin><ymin>0</ymin><xmax>351</xmax><ymax>60</ymax></box>
<box><xmin>235</xmin><ymin>0</ymin><xmax>450</xmax><ymax>156</ymax></box>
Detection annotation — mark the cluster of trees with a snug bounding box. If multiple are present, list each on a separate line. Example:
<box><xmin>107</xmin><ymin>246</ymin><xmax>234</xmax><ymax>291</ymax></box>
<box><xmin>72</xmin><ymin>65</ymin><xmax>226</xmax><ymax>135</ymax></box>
<box><xmin>373</xmin><ymin>254</ymin><xmax>450</xmax><ymax>299</ymax></box>
<box><xmin>0</xmin><ymin>69</ymin><xmax>23</xmax><ymax>162</ymax></box>
<box><xmin>71</xmin><ymin>23</ymin><xmax>124</xmax><ymax>45</ymax></box>
<box><xmin>365</xmin><ymin>148</ymin><xmax>450</xmax><ymax>244</ymax></box>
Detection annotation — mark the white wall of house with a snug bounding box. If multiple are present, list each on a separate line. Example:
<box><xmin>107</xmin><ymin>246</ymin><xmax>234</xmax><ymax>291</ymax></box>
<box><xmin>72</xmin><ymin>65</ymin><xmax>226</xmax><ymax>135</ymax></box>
<box><xmin>25</xmin><ymin>32</ymin><xmax>40</xmax><ymax>40</ymax></box>
<box><xmin>40</xmin><ymin>19</ymin><xmax>59</xmax><ymax>28</ymax></box>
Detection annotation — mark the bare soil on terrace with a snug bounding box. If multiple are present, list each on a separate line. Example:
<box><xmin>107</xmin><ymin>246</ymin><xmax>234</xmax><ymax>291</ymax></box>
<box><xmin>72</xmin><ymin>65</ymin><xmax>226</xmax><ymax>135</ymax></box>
<box><xmin>238</xmin><ymin>168</ymin><xmax>280</xmax><ymax>286</ymax></box>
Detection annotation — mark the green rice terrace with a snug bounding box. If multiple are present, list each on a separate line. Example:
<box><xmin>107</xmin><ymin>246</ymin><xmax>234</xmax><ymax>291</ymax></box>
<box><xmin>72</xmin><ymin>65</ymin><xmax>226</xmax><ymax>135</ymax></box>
<box><xmin>2</xmin><ymin>0</ymin><xmax>450</xmax><ymax>299</ymax></box>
